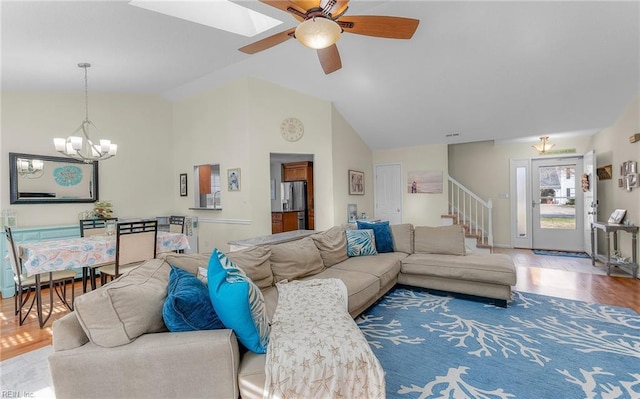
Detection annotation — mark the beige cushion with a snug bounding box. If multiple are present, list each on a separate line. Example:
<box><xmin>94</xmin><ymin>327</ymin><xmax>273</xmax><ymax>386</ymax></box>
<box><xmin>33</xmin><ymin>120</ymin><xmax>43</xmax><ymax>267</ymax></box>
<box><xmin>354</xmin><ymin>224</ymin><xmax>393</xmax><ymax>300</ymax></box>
<box><xmin>414</xmin><ymin>225</ymin><xmax>466</xmax><ymax>255</ymax></box>
<box><xmin>227</xmin><ymin>246</ymin><xmax>273</xmax><ymax>289</ymax></box>
<box><xmin>390</xmin><ymin>223</ymin><xmax>414</xmax><ymax>254</ymax></box>
<box><xmin>159</xmin><ymin>252</ymin><xmax>211</xmax><ymax>275</ymax></box>
<box><xmin>401</xmin><ymin>253</ymin><xmax>516</xmax><ymax>285</ymax></box>
<box><xmin>74</xmin><ymin>259</ymin><xmax>170</xmax><ymax>348</ymax></box>
<box><xmin>310</xmin><ymin>226</ymin><xmax>348</xmax><ymax>267</ymax></box>
<box><xmin>269</xmin><ymin>237</ymin><xmax>325</xmax><ymax>282</ymax></box>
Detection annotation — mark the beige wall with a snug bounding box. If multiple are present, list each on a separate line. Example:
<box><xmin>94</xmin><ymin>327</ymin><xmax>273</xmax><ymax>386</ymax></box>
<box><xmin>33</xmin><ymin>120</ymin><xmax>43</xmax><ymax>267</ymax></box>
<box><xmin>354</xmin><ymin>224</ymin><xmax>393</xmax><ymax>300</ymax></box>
<box><xmin>331</xmin><ymin>104</ymin><xmax>374</xmax><ymax>224</ymax></box>
<box><xmin>448</xmin><ymin>136</ymin><xmax>594</xmax><ymax>247</ymax></box>
<box><xmin>448</xmin><ymin>92</ymin><xmax>639</xmax><ymax>253</ymax></box>
<box><xmin>591</xmin><ymin>93</ymin><xmax>639</xmax><ymax>257</ymax></box>
<box><xmin>171</xmin><ymin>78</ymin><xmax>372</xmax><ymax>252</ymax></box>
<box><xmin>1</xmin><ymin>92</ymin><xmax>173</xmax><ymax>226</ymax></box>
<box><xmin>373</xmin><ymin>144</ymin><xmax>449</xmax><ymax>227</ymax></box>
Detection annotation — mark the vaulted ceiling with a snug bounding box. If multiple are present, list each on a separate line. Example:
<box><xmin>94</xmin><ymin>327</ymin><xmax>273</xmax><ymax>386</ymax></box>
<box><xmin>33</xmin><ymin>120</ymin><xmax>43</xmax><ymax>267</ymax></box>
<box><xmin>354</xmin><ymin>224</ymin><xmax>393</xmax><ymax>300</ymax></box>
<box><xmin>2</xmin><ymin>1</ymin><xmax>638</xmax><ymax>150</ymax></box>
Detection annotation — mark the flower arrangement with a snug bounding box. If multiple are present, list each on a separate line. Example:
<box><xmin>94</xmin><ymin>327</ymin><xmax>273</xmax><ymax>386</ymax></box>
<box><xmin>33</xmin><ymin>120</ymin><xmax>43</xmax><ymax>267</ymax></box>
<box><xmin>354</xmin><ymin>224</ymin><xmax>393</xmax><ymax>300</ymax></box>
<box><xmin>92</xmin><ymin>201</ymin><xmax>114</xmax><ymax>219</ymax></box>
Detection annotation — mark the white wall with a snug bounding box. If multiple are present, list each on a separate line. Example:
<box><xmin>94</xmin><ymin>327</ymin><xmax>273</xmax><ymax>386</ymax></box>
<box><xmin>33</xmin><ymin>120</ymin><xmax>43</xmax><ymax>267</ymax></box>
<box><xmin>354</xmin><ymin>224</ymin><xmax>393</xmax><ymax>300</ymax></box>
<box><xmin>1</xmin><ymin>92</ymin><xmax>173</xmax><ymax>226</ymax></box>
<box><xmin>448</xmin><ymin>136</ymin><xmax>594</xmax><ymax>247</ymax></box>
<box><xmin>591</xmin><ymin>93</ymin><xmax>640</xmax><ymax>257</ymax></box>
<box><xmin>171</xmin><ymin>78</ymin><xmax>372</xmax><ymax>252</ymax></box>
<box><xmin>373</xmin><ymin>144</ymin><xmax>449</xmax><ymax>227</ymax></box>
<box><xmin>448</xmin><ymin>92</ymin><xmax>639</xmax><ymax>252</ymax></box>
<box><xmin>331</xmin><ymin>104</ymin><xmax>374</xmax><ymax>224</ymax></box>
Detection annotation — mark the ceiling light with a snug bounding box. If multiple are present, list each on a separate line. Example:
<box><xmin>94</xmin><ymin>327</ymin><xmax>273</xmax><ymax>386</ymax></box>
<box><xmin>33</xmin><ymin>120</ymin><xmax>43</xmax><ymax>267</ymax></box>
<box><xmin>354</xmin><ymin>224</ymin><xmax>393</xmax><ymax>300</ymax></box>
<box><xmin>54</xmin><ymin>63</ymin><xmax>118</xmax><ymax>163</ymax></box>
<box><xmin>295</xmin><ymin>17</ymin><xmax>342</xmax><ymax>49</ymax></box>
<box><xmin>532</xmin><ymin>136</ymin><xmax>555</xmax><ymax>154</ymax></box>
<box><xmin>17</xmin><ymin>158</ymin><xmax>44</xmax><ymax>179</ymax></box>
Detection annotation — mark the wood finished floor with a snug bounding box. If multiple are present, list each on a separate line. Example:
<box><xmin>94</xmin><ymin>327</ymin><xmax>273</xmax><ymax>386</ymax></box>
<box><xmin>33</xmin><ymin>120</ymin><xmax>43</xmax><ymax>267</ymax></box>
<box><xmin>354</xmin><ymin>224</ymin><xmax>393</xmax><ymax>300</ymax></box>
<box><xmin>1</xmin><ymin>248</ymin><xmax>638</xmax><ymax>362</ymax></box>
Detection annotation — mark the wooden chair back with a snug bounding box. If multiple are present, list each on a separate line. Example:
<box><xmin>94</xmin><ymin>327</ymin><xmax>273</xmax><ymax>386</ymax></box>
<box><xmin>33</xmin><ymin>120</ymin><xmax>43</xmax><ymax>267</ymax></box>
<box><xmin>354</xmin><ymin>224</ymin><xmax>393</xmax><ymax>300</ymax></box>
<box><xmin>116</xmin><ymin>220</ymin><xmax>158</xmax><ymax>267</ymax></box>
<box><xmin>80</xmin><ymin>218</ymin><xmax>118</xmax><ymax>237</ymax></box>
<box><xmin>169</xmin><ymin>216</ymin><xmax>185</xmax><ymax>234</ymax></box>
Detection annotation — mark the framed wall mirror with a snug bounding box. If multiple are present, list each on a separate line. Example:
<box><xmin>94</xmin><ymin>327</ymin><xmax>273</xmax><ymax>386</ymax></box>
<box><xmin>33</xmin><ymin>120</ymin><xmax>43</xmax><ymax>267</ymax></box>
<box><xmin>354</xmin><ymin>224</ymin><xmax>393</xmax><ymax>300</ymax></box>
<box><xmin>9</xmin><ymin>152</ymin><xmax>99</xmax><ymax>204</ymax></box>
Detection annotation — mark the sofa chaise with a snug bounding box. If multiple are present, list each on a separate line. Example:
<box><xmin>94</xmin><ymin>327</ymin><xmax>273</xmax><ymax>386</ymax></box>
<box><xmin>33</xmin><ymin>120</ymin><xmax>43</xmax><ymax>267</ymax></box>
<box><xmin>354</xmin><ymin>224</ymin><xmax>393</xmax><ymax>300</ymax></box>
<box><xmin>49</xmin><ymin>223</ymin><xmax>516</xmax><ymax>399</ymax></box>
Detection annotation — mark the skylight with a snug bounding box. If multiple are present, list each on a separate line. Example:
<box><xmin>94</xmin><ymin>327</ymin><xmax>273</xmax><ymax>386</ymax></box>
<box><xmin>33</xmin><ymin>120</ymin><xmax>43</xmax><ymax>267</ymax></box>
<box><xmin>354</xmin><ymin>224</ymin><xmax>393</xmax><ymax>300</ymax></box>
<box><xmin>129</xmin><ymin>0</ymin><xmax>282</xmax><ymax>37</ymax></box>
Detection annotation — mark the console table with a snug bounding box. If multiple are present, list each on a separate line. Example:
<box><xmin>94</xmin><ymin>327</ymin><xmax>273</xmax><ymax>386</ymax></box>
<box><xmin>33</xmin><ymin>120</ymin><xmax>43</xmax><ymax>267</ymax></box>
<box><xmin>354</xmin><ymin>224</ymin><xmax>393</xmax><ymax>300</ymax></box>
<box><xmin>590</xmin><ymin>221</ymin><xmax>638</xmax><ymax>278</ymax></box>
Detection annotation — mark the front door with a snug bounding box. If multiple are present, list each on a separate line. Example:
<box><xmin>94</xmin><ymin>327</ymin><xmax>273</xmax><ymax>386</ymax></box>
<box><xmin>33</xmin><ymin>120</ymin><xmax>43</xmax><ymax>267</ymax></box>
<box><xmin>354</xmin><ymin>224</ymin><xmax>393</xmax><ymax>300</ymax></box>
<box><xmin>375</xmin><ymin>163</ymin><xmax>403</xmax><ymax>224</ymax></box>
<box><xmin>532</xmin><ymin>157</ymin><xmax>584</xmax><ymax>251</ymax></box>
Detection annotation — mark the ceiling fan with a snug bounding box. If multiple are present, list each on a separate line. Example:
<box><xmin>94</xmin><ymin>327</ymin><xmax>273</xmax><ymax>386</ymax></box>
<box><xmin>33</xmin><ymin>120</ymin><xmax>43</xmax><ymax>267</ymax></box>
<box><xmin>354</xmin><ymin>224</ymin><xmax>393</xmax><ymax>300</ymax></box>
<box><xmin>239</xmin><ymin>0</ymin><xmax>420</xmax><ymax>74</ymax></box>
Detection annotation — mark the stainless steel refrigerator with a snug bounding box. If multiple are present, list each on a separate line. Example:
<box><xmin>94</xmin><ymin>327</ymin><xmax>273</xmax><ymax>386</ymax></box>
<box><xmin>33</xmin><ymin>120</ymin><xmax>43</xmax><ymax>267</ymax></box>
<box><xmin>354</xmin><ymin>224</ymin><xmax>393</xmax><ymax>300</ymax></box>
<box><xmin>281</xmin><ymin>181</ymin><xmax>308</xmax><ymax>229</ymax></box>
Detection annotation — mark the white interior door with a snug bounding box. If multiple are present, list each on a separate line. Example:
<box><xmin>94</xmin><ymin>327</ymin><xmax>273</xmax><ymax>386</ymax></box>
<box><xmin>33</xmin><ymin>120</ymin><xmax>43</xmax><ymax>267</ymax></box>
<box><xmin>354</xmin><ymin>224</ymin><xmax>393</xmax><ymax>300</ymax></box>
<box><xmin>582</xmin><ymin>150</ymin><xmax>598</xmax><ymax>255</ymax></box>
<box><xmin>375</xmin><ymin>163</ymin><xmax>402</xmax><ymax>224</ymax></box>
<box><xmin>532</xmin><ymin>157</ymin><xmax>584</xmax><ymax>251</ymax></box>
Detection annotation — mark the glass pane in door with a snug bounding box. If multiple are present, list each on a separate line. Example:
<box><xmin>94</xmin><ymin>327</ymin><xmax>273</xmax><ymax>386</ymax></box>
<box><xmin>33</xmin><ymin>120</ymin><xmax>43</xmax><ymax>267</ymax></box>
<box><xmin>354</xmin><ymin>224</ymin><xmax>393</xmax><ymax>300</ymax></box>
<box><xmin>538</xmin><ymin>165</ymin><xmax>576</xmax><ymax>229</ymax></box>
<box><xmin>516</xmin><ymin>166</ymin><xmax>527</xmax><ymax>237</ymax></box>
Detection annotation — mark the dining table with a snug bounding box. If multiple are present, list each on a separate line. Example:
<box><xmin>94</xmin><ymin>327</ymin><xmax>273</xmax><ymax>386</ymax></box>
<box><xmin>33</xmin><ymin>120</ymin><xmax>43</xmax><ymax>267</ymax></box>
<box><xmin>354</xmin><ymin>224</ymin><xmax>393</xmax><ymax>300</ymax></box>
<box><xmin>19</xmin><ymin>231</ymin><xmax>190</xmax><ymax>277</ymax></box>
<box><xmin>17</xmin><ymin>231</ymin><xmax>190</xmax><ymax>328</ymax></box>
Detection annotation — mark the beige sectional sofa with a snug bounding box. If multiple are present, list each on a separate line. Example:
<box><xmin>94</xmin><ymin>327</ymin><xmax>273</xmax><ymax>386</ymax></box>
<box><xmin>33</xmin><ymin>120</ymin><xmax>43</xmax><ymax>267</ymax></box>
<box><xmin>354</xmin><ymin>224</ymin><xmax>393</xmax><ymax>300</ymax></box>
<box><xmin>49</xmin><ymin>223</ymin><xmax>516</xmax><ymax>399</ymax></box>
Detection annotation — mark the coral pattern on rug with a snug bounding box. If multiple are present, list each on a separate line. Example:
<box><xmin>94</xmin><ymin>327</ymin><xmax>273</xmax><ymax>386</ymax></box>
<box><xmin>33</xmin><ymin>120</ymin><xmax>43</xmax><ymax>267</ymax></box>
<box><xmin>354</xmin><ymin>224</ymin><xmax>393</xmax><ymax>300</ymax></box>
<box><xmin>357</xmin><ymin>288</ymin><xmax>640</xmax><ymax>399</ymax></box>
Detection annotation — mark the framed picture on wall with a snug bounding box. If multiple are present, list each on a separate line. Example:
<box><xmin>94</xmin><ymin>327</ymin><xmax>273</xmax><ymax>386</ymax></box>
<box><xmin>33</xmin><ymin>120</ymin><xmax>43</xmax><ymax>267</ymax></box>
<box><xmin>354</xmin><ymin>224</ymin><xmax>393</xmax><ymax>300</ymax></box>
<box><xmin>349</xmin><ymin>170</ymin><xmax>364</xmax><ymax>195</ymax></box>
<box><xmin>179</xmin><ymin>173</ymin><xmax>187</xmax><ymax>197</ymax></box>
<box><xmin>228</xmin><ymin>168</ymin><xmax>241</xmax><ymax>191</ymax></box>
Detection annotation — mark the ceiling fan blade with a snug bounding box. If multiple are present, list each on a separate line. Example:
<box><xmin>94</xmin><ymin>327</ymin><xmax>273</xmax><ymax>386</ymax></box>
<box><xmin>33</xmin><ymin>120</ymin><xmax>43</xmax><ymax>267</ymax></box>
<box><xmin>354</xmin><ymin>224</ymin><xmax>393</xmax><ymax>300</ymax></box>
<box><xmin>338</xmin><ymin>15</ymin><xmax>419</xmax><ymax>39</ymax></box>
<box><xmin>317</xmin><ymin>45</ymin><xmax>342</xmax><ymax>74</ymax></box>
<box><xmin>239</xmin><ymin>28</ymin><xmax>296</xmax><ymax>54</ymax></box>
<box><xmin>259</xmin><ymin>0</ymin><xmax>306</xmax><ymax>21</ymax></box>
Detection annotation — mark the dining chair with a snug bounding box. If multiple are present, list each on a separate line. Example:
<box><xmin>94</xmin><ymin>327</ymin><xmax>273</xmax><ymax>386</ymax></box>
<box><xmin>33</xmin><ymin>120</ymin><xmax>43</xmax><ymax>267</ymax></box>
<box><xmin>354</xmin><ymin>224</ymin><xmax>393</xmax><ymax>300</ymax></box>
<box><xmin>169</xmin><ymin>216</ymin><xmax>186</xmax><ymax>233</ymax></box>
<box><xmin>168</xmin><ymin>216</ymin><xmax>186</xmax><ymax>253</ymax></box>
<box><xmin>79</xmin><ymin>218</ymin><xmax>118</xmax><ymax>292</ymax></box>
<box><xmin>98</xmin><ymin>219</ymin><xmax>158</xmax><ymax>284</ymax></box>
<box><xmin>4</xmin><ymin>226</ymin><xmax>76</xmax><ymax>328</ymax></box>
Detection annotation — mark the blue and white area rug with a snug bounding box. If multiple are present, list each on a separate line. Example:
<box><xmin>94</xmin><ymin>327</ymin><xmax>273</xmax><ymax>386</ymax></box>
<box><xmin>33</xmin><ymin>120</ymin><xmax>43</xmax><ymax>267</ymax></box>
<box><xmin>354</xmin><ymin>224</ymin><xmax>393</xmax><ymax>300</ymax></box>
<box><xmin>357</xmin><ymin>287</ymin><xmax>640</xmax><ymax>399</ymax></box>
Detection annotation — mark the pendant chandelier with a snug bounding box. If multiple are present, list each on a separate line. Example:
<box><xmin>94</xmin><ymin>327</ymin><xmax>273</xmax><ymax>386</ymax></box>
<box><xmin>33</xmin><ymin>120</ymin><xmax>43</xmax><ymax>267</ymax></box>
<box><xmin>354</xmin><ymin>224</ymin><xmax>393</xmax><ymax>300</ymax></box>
<box><xmin>532</xmin><ymin>136</ymin><xmax>555</xmax><ymax>154</ymax></box>
<box><xmin>54</xmin><ymin>63</ymin><xmax>117</xmax><ymax>162</ymax></box>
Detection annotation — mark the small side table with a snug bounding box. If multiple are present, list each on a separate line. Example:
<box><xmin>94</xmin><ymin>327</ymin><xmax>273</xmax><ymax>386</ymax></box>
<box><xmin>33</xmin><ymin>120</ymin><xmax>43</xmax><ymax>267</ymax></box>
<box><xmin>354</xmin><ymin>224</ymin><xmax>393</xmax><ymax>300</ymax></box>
<box><xmin>591</xmin><ymin>221</ymin><xmax>638</xmax><ymax>278</ymax></box>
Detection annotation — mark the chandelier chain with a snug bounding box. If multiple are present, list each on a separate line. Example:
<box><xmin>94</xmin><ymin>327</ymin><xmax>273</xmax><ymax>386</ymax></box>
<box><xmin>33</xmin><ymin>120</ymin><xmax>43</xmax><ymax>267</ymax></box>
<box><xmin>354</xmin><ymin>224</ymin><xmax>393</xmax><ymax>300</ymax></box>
<box><xmin>84</xmin><ymin>64</ymin><xmax>89</xmax><ymax>122</ymax></box>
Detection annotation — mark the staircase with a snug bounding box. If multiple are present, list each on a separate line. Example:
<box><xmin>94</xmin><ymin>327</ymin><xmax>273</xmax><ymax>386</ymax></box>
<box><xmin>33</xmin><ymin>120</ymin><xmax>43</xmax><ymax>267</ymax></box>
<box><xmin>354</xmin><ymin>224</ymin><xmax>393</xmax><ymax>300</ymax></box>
<box><xmin>442</xmin><ymin>177</ymin><xmax>494</xmax><ymax>254</ymax></box>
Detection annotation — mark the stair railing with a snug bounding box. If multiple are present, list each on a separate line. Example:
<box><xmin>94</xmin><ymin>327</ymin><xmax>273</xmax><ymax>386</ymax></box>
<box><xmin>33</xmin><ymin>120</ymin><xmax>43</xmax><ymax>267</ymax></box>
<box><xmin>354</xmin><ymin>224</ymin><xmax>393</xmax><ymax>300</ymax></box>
<box><xmin>448</xmin><ymin>176</ymin><xmax>493</xmax><ymax>248</ymax></box>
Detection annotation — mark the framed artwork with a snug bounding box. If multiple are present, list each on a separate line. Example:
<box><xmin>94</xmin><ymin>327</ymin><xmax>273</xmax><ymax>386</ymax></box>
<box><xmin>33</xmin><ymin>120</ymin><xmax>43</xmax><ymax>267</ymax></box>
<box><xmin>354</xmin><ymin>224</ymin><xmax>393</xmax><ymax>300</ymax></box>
<box><xmin>607</xmin><ymin>209</ymin><xmax>626</xmax><ymax>224</ymax></box>
<box><xmin>179</xmin><ymin>173</ymin><xmax>187</xmax><ymax>197</ymax></box>
<box><xmin>347</xmin><ymin>203</ymin><xmax>358</xmax><ymax>223</ymax></box>
<box><xmin>596</xmin><ymin>165</ymin><xmax>612</xmax><ymax>180</ymax></box>
<box><xmin>407</xmin><ymin>170</ymin><xmax>443</xmax><ymax>193</ymax></box>
<box><xmin>349</xmin><ymin>170</ymin><xmax>364</xmax><ymax>195</ymax></box>
<box><xmin>228</xmin><ymin>168</ymin><xmax>241</xmax><ymax>191</ymax></box>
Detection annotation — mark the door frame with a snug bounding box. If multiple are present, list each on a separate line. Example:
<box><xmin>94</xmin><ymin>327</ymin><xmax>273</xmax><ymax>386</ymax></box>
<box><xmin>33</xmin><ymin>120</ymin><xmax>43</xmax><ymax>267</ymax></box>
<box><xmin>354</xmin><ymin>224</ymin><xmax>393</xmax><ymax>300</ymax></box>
<box><xmin>510</xmin><ymin>153</ymin><xmax>590</xmax><ymax>250</ymax></box>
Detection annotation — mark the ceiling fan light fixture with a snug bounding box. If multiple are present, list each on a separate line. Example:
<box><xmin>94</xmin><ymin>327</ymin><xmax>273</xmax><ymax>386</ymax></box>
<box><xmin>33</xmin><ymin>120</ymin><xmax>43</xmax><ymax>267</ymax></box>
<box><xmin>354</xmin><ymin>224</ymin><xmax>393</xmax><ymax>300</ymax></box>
<box><xmin>295</xmin><ymin>17</ymin><xmax>341</xmax><ymax>49</ymax></box>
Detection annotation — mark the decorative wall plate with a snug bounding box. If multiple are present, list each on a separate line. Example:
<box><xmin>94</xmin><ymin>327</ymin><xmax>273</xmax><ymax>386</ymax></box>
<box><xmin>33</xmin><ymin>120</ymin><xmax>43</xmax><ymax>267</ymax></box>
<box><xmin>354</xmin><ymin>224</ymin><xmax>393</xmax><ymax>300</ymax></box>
<box><xmin>280</xmin><ymin>117</ymin><xmax>304</xmax><ymax>142</ymax></box>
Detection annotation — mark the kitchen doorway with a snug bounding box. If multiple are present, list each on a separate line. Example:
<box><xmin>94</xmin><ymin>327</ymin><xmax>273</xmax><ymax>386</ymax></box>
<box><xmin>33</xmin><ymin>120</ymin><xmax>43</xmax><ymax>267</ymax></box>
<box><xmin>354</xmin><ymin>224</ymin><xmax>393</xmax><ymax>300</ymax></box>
<box><xmin>270</xmin><ymin>153</ymin><xmax>314</xmax><ymax>233</ymax></box>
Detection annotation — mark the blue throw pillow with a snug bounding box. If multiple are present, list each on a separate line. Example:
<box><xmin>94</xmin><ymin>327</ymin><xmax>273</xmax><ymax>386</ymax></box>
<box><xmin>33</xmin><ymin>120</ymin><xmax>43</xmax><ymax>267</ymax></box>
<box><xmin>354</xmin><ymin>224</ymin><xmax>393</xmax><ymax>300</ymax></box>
<box><xmin>346</xmin><ymin>229</ymin><xmax>378</xmax><ymax>257</ymax></box>
<box><xmin>163</xmin><ymin>266</ymin><xmax>224</xmax><ymax>332</ymax></box>
<box><xmin>207</xmin><ymin>249</ymin><xmax>270</xmax><ymax>353</ymax></box>
<box><xmin>357</xmin><ymin>220</ymin><xmax>394</xmax><ymax>253</ymax></box>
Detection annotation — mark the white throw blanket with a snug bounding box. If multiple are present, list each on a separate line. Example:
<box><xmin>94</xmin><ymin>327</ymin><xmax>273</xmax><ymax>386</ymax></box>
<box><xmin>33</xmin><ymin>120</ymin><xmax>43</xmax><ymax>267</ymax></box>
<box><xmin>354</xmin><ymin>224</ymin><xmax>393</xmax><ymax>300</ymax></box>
<box><xmin>264</xmin><ymin>278</ymin><xmax>385</xmax><ymax>399</ymax></box>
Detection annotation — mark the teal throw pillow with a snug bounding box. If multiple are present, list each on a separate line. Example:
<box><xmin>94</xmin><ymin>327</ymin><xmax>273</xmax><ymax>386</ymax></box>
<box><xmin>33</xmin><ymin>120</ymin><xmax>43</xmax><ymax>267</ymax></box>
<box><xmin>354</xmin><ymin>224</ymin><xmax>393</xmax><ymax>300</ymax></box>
<box><xmin>357</xmin><ymin>220</ymin><xmax>394</xmax><ymax>253</ymax></box>
<box><xmin>346</xmin><ymin>229</ymin><xmax>378</xmax><ymax>257</ymax></box>
<box><xmin>163</xmin><ymin>266</ymin><xmax>224</xmax><ymax>332</ymax></box>
<box><xmin>207</xmin><ymin>249</ymin><xmax>270</xmax><ymax>353</ymax></box>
